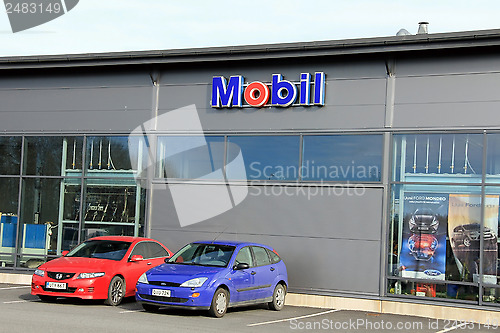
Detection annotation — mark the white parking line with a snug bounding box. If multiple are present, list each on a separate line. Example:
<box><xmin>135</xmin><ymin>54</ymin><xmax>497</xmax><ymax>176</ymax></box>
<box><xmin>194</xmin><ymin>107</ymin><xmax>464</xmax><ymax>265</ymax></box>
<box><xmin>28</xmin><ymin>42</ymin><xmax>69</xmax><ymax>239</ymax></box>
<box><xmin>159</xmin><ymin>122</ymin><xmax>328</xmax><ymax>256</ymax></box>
<box><xmin>119</xmin><ymin>310</ymin><xmax>144</xmax><ymax>313</ymax></box>
<box><xmin>435</xmin><ymin>322</ymin><xmax>469</xmax><ymax>333</ymax></box>
<box><xmin>3</xmin><ymin>300</ymin><xmax>28</xmax><ymax>304</ymax></box>
<box><xmin>247</xmin><ymin>309</ymin><xmax>340</xmax><ymax>327</ymax></box>
<box><xmin>0</xmin><ymin>286</ymin><xmax>30</xmax><ymax>290</ymax></box>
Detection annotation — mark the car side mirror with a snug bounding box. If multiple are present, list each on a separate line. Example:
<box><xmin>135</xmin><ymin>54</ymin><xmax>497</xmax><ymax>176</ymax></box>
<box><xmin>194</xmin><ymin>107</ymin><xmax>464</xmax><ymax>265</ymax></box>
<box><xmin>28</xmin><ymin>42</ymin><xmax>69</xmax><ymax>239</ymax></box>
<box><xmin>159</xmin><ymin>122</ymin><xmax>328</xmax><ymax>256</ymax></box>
<box><xmin>164</xmin><ymin>257</ymin><xmax>170</xmax><ymax>263</ymax></box>
<box><xmin>130</xmin><ymin>255</ymin><xmax>144</xmax><ymax>262</ymax></box>
<box><xmin>234</xmin><ymin>263</ymin><xmax>250</xmax><ymax>270</ymax></box>
<box><xmin>61</xmin><ymin>251</ymin><xmax>69</xmax><ymax>256</ymax></box>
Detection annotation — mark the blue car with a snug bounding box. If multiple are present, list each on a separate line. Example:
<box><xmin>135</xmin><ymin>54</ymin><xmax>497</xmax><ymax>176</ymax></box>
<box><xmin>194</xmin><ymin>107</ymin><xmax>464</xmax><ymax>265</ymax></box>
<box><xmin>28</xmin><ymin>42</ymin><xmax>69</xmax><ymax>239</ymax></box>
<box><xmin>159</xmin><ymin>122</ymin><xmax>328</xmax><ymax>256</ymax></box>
<box><xmin>135</xmin><ymin>240</ymin><xmax>288</xmax><ymax>317</ymax></box>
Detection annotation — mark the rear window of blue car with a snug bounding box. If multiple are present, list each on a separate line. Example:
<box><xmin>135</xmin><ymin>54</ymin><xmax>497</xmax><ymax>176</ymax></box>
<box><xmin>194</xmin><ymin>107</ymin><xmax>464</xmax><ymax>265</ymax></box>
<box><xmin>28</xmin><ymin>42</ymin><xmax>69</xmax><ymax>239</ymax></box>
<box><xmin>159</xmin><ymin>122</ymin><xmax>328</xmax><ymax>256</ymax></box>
<box><xmin>168</xmin><ymin>243</ymin><xmax>235</xmax><ymax>267</ymax></box>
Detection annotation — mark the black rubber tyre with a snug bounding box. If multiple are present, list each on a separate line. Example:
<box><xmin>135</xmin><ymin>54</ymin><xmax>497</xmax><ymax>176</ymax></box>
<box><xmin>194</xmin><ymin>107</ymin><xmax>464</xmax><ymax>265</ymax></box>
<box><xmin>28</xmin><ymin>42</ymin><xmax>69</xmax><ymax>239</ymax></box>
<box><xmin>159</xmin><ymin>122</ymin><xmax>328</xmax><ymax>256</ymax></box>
<box><xmin>104</xmin><ymin>276</ymin><xmax>125</xmax><ymax>306</ymax></box>
<box><xmin>208</xmin><ymin>288</ymin><xmax>228</xmax><ymax>318</ymax></box>
<box><xmin>38</xmin><ymin>295</ymin><xmax>57</xmax><ymax>302</ymax></box>
<box><xmin>268</xmin><ymin>283</ymin><xmax>286</xmax><ymax>311</ymax></box>
<box><xmin>142</xmin><ymin>303</ymin><xmax>160</xmax><ymax>312</ymax></box>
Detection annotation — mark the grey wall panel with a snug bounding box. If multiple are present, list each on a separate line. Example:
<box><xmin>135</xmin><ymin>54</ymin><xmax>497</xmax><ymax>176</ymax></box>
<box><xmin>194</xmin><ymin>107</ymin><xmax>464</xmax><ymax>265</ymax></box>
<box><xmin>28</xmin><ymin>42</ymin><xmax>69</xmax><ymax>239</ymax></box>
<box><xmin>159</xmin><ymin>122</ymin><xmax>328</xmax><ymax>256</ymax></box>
<box><xmin>0</xmin><ymin>109</ymin><xmax>154</xmax><ymax>132</ymax></box>
<box><xmin>150</xmin><ymin>184</ymin><xmax>383</xmax><ymax>241</ymax></box>
<box><xmin>149</xmin><ymin>184</ymin><xmax>383</xmax><ymax>295</ymax></box>
<box><xmin>396</xmin><ymin>55</ymin><xmax>500</xmax><ymax>77</ymax></box>
<box><xmin>0</xmin><ymin>87</ymin><xmax>153</xmax><ymax>132</ymax></box>
<box><xmin>0</xmin><ymin>71</ymin><xmax>152</xmax><ymax>89</ymax></box>
<box><xmin>157</xmin><ymin>105</ymin><xmax>385</xmax><ymax>131</ymax></box>
<box><xmin>393</xmin><ymin>102</ymin><xmax>500</xmax><ymax>128</ymax></box>
<box><xmin>1</xmin><ymin>87</ymin><xmax>151</xmax><ymax>112</ymax></box>
<box><xmin>395</xmin><ymin>73</ymin><xmax>500</xmax><ymax>104</ymax></box>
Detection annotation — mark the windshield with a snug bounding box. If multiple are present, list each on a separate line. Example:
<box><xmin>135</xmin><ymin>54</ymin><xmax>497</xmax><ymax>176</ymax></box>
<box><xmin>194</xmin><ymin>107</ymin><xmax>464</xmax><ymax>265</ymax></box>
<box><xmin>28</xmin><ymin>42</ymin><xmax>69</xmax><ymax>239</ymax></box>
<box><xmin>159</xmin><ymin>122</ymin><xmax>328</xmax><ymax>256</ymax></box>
<box><xmin>167</xmin><ymin>243</ymin><xmax>235</xmax><ymax>267</ymax></box>
<box><xmin>66</xmin><ymin>240</ymin><xmax>132</xmax><ymax>261</ymax></box>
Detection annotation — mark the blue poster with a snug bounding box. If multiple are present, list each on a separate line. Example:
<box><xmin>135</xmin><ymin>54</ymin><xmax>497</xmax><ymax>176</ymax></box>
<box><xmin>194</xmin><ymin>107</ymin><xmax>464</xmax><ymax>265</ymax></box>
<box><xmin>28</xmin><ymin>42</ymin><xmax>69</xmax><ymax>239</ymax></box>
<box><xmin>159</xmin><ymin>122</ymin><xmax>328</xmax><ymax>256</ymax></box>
<box><xmin>400</xmin><ymin>193</ymin><xmax>448</xmax><ymax>280</ymax></box>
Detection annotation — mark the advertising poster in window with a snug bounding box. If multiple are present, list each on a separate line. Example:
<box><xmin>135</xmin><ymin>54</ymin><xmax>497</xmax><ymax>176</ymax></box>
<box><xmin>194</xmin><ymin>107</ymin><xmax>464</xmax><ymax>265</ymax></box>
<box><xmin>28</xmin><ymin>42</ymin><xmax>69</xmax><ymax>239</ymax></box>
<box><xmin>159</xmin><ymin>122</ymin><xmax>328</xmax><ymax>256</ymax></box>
<box><xmin>448</xmin><ymin>194</ymin><xmax>498</xmax><ymax>284</ymax></box>
<box><xmin>400</xmin><ymin>193</ymin><xmax>448</xmax><ymax>280</ymax></box>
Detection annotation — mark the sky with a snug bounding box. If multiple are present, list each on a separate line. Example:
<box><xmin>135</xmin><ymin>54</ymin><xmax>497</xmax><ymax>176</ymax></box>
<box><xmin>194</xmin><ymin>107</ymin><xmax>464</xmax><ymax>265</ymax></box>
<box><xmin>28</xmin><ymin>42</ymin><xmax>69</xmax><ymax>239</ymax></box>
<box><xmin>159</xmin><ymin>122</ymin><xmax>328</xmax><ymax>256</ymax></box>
<box><xmin>0</xmin><ymin>0</ymin><xmax>500</xmax><ymax>57</ymax></box>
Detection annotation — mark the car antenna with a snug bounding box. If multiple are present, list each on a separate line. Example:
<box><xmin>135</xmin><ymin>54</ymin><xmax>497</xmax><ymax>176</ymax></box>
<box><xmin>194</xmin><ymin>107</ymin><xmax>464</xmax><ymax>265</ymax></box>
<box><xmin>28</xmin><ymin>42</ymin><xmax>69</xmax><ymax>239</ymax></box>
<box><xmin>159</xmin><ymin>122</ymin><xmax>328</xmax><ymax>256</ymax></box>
<box><xmin>212</xmin><ymin>224</ymin><xmax>230</xmax><ymax>243</ymax></box>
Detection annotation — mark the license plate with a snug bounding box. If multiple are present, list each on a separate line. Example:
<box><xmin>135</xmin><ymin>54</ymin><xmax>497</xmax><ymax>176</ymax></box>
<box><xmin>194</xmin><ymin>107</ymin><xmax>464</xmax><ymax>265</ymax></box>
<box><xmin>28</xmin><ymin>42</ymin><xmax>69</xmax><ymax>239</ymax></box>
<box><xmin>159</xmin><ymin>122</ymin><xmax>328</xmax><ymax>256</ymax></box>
<box><xmin>152</xmin><ymin>289</ymin><xmax>170</xmax><ymax>297</ymax></box>
<box><xmin>46</xmin><ymin>282</ymin><xmax>67</xmax><ymax>290</ymax></box>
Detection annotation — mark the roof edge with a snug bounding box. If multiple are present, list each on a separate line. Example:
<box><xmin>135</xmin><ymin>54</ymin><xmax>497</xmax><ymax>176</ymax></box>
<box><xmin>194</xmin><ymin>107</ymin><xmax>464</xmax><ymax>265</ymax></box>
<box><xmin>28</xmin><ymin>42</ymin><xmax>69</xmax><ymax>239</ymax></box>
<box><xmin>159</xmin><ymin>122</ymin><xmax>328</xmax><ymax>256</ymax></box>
<box><xmin>2</xmin><ymin>28</ymin><xmax>500</xmax><ymax>69</ymax></box>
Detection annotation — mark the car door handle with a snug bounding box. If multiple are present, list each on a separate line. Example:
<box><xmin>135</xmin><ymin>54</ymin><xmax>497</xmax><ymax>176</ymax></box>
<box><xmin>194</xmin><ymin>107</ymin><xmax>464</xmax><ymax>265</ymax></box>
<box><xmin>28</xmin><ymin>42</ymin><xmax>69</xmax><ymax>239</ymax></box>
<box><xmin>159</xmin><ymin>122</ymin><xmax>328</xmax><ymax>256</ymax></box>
<box><xmin>147</xmin><ymin>262</ymin><xmax>152</xmax><ymax>265</ymax></box>
<box><xmin>270</xmin><ymin>267</ymin><xmax>275</xmax><ymax>271</ymax></box>
<box><xmin>251</xmin><ymin>271</ymin><xmax>256</xmax><ymax>275</ymax></box>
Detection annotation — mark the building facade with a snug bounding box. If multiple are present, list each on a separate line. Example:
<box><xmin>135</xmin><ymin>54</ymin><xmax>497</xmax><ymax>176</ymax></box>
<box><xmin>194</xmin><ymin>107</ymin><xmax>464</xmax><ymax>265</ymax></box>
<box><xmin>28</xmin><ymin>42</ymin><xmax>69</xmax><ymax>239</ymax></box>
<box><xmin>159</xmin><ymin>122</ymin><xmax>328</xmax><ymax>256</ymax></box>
<box><xmin>1</xmin><ymin>29</ymin><xmax>500</xmax><ymax>314</ymax></box>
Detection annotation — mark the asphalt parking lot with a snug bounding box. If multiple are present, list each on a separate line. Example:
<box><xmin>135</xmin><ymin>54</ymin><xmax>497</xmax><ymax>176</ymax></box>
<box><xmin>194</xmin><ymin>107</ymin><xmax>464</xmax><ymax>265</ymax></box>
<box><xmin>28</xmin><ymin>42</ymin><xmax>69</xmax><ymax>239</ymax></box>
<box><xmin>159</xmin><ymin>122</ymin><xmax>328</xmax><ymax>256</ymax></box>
<box><xmin>0</xmin><ymin>283</ymin><xmax>498</xmax><ymax>333</ymax></box>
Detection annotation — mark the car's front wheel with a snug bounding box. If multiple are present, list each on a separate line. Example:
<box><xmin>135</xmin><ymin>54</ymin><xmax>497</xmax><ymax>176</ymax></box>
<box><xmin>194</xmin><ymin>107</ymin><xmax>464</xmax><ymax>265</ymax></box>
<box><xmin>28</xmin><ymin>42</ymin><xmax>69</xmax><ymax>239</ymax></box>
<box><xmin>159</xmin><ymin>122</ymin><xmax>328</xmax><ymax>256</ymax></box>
<box><xmin>105</xmin><ymin>276</ymin><xmax>125</xmax><ymax>306</ymax></box>
<box><xmin>208</xmin><ymin>287</ymin><xmax>228</xmax><ymax>318</ymax></box>
<box><xmin>268</xmin><ymin>283</ymin><xmax>286</xmax><ymax>311</ymax></box>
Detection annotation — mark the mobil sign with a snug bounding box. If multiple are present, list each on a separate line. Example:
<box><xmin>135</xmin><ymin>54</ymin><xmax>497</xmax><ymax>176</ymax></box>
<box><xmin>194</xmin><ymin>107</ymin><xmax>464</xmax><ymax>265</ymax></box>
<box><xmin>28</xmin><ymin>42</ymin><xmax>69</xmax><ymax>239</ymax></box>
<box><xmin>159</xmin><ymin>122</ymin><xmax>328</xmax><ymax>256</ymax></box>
<box><xmin>211</xmin><ymin>72</ymin><xmax>325</xmax><ymax>108</ymax></box>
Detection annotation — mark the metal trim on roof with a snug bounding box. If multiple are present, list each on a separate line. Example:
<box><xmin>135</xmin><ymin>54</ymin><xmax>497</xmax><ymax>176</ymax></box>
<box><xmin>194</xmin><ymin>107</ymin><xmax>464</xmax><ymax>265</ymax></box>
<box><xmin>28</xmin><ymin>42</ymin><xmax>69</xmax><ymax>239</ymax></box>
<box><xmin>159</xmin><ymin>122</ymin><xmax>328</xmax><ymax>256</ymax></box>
<box><xmin>1</xmin><ymin>29</ymin><xmax>500</xmax><ymax>69</ymax></box>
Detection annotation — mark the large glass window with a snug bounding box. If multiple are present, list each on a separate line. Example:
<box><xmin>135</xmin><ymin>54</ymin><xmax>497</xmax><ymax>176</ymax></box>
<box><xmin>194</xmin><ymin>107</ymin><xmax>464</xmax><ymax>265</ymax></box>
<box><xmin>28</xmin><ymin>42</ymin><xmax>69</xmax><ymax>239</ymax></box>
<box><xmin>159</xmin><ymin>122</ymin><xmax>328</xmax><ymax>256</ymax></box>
<box><xmin>85</xmin><ymin>136</ymin><xmax>140</xmax><ymax>176</ymax></box>
<box><xmin>389</xmin><ymin>132</ymin><xmax>497</xmax><ymax>304</ymax></box>
<box><xmin>81</xmin><ymin>179</ymin><xmax>143</xmax><ymax>241</ymax></box>
<box><xmin>156</xmin><ymin>136</ymin><xmax>225</xmax><ymax>179</ymax></box>
<box><xmin>302</xmin><ymin>135</ymin><xmax>382</xmax><ymax>182</ymax></box>
<box><xmin>0</xmin><ymin>178</ymin><xmax>19</xmax><ymax>268</ymax></box>
<box><xmin>227</xmin><ymin>135</ymin><xmax>300</xmax><ymax>181</ymax></box>
<box><xmin>0</xmin><ymin>137</ymin><xmax>21</xmax><ymax>175</ymax></box>
<box><xmin>393</xmin><ymin>134</ymin><xmax>483</xmax><ymax>183</ymax></box>
<box><xmin>486</xmin><ymin>133</ymin><xmax>500</xmax><ymax>184</ymax></box>
<box><xmin>388</xmin><ymin>184</ymin><xmax>483</xmax><ymax>301</ymax></box>
<box><xmin>23</xmin><ymin>137</ymin><xmax>65</xmax><ymax>176</ymax></box>
<box><xmin>18</xmin><ymin>178</ymin><xmax>61</xmax><ymax>268</ymax></box>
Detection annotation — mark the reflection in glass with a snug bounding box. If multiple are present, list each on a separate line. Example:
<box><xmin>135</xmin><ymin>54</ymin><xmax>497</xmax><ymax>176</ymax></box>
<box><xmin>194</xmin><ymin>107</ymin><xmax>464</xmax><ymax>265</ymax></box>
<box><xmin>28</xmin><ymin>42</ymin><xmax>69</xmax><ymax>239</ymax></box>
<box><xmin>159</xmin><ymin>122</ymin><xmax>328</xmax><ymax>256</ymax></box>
<box><xmin>302</xmin><ymin>135</ymin><xmax>382</xmax><ymax>181</ymax></box>
<box><xmin>83</xmin><ymin>184</ymin><xmax>137</xmax><ymax>223</ymax></box>
<box><xmin>18</xmin><ymin>178</ymin><xmax>61</xmax><ymax>267</ymax></box>
<box><xmin>393</xmin><ymin>134</ymin><xmax>483</xmax><ymax>183</ymax></box>
<box><xmin>64</xmin><ymin>137</ymin><xmax>84</xmax><ymax>172</ymax></box>
<box><xmin>387</xmin><ymin>279</ymin><xmax>479</xmax><ymax>301</ymax></box>
<box><xmin>483</xmin><ymin>288</ymin><xmax>500</xmax><ymax>303</ymax></box>
<box><xmin>157</xmin><ymin>136</ymin><xmax>225</xmax><ymax>179</ymax></box>
<box><xmin>86</xmin><ymin>136</ymin><xmax>142</xmax><ymax>176</ymax></box>
<box><xmin>81</xmin><ymin>179</ymin><xmax>145</xmax><ymax>240</ymax></box>
<box><xmin>0</xmin><ymin>178</ymin><xmax>20</xmax><ymax>267</ymax></box>
<box><xmin>227</xmin><ymin>136</ymin><xmax>300</xmax><ymax>180</ymax></box>
<box><xmin>0</xmin><ymin>137</ymin><xmax>21</xmax><ymax>175</ymax></box>
<box><xmin>23</xmin><ymin>137</ymin><xmax>64</xmax><ymax>176</ymax></box>
<box><xmin>486</xmin><ymin>134</ymin><xmax>500</xmax><ymax>184</ymax></box>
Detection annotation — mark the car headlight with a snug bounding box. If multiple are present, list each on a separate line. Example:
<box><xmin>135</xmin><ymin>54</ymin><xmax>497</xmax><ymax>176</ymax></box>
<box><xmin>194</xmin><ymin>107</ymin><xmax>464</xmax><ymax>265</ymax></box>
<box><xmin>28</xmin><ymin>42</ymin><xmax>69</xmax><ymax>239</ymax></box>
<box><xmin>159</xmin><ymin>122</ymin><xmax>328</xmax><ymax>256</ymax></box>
<box><xmin>34</xmin><ymin>269</ymin><xmax>45</xmax><ymax>277</ymax></box>
<box><xmin>76</xmin><ymin>272</ymin><xmax>105</xmax><ymax>279</ymax></box>
<box><xmin>137</xmin><ymin>273</ymin><xmax>149</xmax><ymax>284</ymax></box>
<box><xmin>180</xmin><ymin>277</ymin><xmax>208</xmax><ymax>288</ymax></box>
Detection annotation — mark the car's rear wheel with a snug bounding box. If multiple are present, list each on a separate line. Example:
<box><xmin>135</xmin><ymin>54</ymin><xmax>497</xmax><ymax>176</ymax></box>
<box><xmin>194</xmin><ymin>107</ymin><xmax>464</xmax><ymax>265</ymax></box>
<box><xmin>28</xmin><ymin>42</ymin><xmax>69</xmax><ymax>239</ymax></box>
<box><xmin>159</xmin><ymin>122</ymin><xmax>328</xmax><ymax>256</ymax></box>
<box><xmin>38</xmin><ymin>295</ymin><xmax>57</xmax><ymax>302</ymax></box>
<box><xmin>142</xmin><ymin>303</ymin><xmax>160</xmax><ymax>312</ymax></box>
<box><xmin>208</xmin><ymin>287</ymin><xmax>228</xmax><ymax>318</ymax></box>
<box><xmin>268</xmin><ymin>283</ymin><xmax>286</xmax><ymax>311</ymax></box>
<box><xmin>105</xmin><ymin>276</ymin><xmax>125</xmax><ymax>306</ymax></box>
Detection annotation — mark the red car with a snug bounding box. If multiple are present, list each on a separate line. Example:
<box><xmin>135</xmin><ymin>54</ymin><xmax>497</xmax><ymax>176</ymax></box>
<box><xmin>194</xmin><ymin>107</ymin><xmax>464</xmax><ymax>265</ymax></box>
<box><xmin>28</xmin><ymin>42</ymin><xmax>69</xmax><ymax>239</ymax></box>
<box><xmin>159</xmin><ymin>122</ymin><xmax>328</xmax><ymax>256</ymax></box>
<box><xmin>31</xmin><ymin>236</ymin><xmax>173</xmax><ymax>305</ymax></box>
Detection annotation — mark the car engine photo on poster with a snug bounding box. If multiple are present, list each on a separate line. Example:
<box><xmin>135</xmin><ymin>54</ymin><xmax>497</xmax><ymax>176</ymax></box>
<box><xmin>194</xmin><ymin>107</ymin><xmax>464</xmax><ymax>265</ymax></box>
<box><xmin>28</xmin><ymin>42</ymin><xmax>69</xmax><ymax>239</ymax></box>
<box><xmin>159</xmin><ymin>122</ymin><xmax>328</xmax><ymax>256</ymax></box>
<box><xmin>400</xmin><ymin>193</ymin><xmax>448</xmax><ymax>280</ymax></box>
<box><xmin>448</xmin><ymin>194</ymin><xmax>499</xmax><ymax>284</ymax></box>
